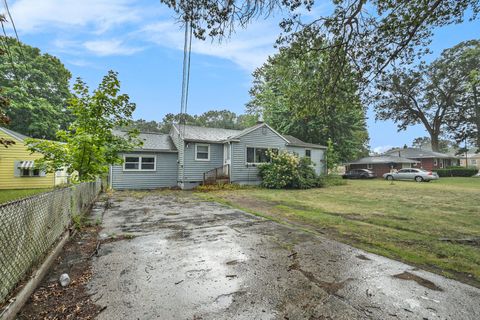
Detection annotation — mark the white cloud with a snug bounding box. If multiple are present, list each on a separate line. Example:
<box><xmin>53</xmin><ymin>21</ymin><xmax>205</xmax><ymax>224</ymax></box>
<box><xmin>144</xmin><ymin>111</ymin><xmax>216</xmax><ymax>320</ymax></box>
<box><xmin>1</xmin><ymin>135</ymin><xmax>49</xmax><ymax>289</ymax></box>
<box><xmin>141</xmin><ymin>20</ymin><xmax>279</xmax><ymax>72</ymax></box>
<box><xmin>10</xmin><ymin>0</ymin><xmax>141</xmax><ymax>33</ymax></box>
<box><xmin>84</xmin><ymin>39</ymin><xmax>143</xmax><ymax>56</ymax></box>
<box><xmin>9</xmin><ymin>0</ymin><xmax>281</xmax><ymax>70</ymax></box>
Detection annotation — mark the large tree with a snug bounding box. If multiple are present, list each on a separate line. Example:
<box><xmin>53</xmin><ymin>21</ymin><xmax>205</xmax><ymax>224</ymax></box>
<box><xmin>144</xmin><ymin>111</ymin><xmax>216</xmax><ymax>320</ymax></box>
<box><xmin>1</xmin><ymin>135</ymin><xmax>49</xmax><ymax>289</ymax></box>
<box><xmin>28</xmin><ymin>71</ymin><xmax>140</xmax><ymax>181</ymax></box>
<box><xmin>161</xmin><ymin>0</ymin><xmax>479</xmax><ymax>90</ymax></box>
<box><xmin>442</xmin><ymin>40</ymin><xmax>480</xmax><ymax>148</ymax></box>
<box><xmin>375</xmin><ymin>40</ymin><xmax>479</xmax><ymax>151</ymax></box>
<box><xmin>247</xmin><ymin>35</ymin><xmax>369</xmax><ymax>161</ymax></box>
<box><xmin>0</xmin><ymin>17</ymin><xmax>14</xmax><ymax>147</ymax></box>
<box><xmin>0</xmin><ymin>37</ymin><xmax>72</xmax><ymax>139</ymax></box>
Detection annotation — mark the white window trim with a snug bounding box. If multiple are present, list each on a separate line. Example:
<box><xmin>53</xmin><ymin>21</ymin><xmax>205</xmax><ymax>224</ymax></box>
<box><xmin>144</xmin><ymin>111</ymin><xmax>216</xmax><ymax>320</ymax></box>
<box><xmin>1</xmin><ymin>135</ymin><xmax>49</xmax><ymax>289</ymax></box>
<box><xmin>305</xmin><ymin>149</ymin><xmax>312</xmax><ymax>158</ymax></box>
<box><xmin>195</xmin><ymin>144</ymin><xmax>210</xmax><ymax>161</ymax></box>
<box><xmin>366</xmin><ymin>163</ymin><xmax>373</xmax><ymax>169</ymax></box>
<box><xmin>245</xmin><ymin>145</ymin><xmax>279</xmax><ymax>165</ymax></box>
<box><xmin>123</xmin><ymin>154</ymin><xmax>157</xmax><ymax>172</ymax></box>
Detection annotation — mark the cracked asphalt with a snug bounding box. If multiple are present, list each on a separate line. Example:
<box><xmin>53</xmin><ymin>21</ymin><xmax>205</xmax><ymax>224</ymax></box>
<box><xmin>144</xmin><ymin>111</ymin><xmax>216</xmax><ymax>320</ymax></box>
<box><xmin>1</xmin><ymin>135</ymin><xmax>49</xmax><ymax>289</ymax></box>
<box><xmin>88</xmin><ymin>191</ymin><xmax>480</xmax><ymax>320</ymax></box>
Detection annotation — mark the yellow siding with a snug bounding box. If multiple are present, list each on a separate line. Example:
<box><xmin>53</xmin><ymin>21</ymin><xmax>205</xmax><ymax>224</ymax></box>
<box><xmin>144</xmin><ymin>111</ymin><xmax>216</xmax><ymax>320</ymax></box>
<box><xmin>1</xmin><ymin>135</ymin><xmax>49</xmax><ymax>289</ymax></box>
<box><xmin>0</xmin><ymin>131</ymin><xmax>55</xmax><ymax>189</ymax></box>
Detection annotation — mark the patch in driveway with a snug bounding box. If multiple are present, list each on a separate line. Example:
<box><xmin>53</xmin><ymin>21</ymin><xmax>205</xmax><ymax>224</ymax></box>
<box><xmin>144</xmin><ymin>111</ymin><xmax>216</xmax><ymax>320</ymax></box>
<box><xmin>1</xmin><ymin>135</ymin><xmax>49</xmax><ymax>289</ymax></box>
<box><xmin>88</xmin><ymin>192</ymin><xmax>480</xmax><ymax>320</ymax></box>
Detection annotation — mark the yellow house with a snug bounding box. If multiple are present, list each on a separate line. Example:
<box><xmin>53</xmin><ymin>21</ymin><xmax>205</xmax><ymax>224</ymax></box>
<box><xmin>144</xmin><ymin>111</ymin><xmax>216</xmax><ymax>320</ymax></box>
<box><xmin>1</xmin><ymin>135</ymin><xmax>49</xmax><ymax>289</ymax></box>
<box><xmin>0</xmin><ymin>127</ymin><xmax>58</xmax><ymax>190</ymax></box>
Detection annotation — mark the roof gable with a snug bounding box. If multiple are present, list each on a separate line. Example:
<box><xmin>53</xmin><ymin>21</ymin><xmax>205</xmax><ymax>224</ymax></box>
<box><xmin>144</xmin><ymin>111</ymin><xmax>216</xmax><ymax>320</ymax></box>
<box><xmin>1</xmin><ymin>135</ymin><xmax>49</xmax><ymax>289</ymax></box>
<box><xmin>0</xmin><ymin>127</ymin><xmax>29</xmax><ymax>142</ymax></box>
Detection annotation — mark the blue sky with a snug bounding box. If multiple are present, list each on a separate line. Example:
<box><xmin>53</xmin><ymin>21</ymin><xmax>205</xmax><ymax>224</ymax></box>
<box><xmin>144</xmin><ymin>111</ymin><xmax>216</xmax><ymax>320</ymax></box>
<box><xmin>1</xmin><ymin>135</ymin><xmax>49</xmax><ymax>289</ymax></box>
<box><xmin>5</xmin><ymin>0</ymin><xmax>480</xmax><ymax>153</ymax></box>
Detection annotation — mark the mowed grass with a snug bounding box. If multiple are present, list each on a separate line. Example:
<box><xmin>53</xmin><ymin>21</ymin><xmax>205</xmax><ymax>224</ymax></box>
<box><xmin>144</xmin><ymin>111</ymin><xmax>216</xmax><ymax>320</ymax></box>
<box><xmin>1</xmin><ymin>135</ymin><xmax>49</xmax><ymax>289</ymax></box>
<box><xmin>0</xmin><ymin>188</ymin><xmax>52</xmax><ymax>205</ymax></box>
<box><xmin>199</xmin><ymin>178</ymin><xmax>480</xmax><ymax>285</ymax></box>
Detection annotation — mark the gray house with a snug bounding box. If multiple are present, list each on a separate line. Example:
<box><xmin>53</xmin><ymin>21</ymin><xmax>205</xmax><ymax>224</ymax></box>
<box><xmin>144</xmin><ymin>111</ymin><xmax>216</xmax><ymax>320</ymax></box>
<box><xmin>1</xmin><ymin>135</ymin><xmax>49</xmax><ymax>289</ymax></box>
<box><xmin>109</xmin><ymin>122</ymin><xmax>326</xmax><ymax>190</ymax></box>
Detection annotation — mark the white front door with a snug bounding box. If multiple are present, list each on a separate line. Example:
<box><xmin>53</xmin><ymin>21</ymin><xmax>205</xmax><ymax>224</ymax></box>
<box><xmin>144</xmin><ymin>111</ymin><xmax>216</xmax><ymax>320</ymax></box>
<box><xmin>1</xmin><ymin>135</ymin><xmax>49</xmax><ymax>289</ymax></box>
<box><xmin>223</xmin><ymin>144</ymin><xmax>231</xmax><ymax>165</ymax></box>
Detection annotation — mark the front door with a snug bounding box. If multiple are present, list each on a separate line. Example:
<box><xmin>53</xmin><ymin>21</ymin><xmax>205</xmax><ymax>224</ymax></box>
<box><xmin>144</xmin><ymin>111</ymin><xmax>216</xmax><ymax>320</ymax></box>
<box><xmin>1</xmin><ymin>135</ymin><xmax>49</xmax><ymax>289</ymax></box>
<box><xmin>223</xmin><ymin>144</ymin><xmax>231</xmax><ymax>176</ymax></box>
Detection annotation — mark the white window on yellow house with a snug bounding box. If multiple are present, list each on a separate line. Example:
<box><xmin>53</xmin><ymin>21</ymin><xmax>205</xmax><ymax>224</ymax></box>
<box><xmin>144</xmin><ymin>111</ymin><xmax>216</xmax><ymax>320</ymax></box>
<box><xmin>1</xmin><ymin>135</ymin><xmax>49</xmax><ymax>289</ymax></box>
<box><xmin>17</xmin><ymin>161</ymin><xmax>44</xmax><ymax>177</ymax></box>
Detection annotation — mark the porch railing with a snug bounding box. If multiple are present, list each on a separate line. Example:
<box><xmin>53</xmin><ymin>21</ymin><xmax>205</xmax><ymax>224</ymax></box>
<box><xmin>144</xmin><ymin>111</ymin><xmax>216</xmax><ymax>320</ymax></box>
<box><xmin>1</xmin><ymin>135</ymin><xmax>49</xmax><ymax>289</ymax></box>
<box><xmin>203</xmin><ymin>164</ymin><xmax>230</xmax><ymax>185</ymax></box>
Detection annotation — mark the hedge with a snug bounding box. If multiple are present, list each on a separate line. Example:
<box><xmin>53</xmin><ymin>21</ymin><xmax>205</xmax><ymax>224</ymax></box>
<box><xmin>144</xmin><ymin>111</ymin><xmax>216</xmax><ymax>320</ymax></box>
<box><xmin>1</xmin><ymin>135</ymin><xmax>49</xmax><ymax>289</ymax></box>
<box><xmin>433</xmin><ymin>167</ymin><xmax>478</xmax><ymax>177</ymax></box>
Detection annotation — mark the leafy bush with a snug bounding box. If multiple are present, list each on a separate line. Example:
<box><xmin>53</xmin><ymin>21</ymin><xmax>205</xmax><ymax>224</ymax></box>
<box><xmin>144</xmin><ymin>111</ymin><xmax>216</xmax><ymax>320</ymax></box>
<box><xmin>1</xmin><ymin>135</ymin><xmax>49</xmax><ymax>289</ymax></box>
<box><xmin>258</xmin><ymin>151</ymin><xmax>317</xmax><ymax>189</ymax></box>
<box><xmin>316</xmin><ymin>174</ymin><xmax>347</xmax><ymax>187</ymax></box>
<box><xmin>433</xmin><ymin>167</ymin><xmax>478</xmax><ymax>177</ymax></box>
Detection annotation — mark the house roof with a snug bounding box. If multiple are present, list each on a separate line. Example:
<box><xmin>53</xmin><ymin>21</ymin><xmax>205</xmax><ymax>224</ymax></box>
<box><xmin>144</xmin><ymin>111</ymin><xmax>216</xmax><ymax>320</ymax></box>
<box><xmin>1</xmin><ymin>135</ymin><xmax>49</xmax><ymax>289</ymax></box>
<box><xmin>283</xmin><ymin>135</ymin><xmax>327</xmax><ymax>149</ymax></box>
<box><xmin>114</xmin><ymin>130</ymin><xmax>177</xmax><ymax>152</ymax></box>
<box><xmin>384</xmin><ymin>147</ymin><xmax>457</xmax><ymax>159</ymax></box>
<box><xmin>172</xmin><ymin>123</ymin><xmax>325</xmax><ymax>149</ymax></box>
<box><xmin>346</xmin><ymin>155</ymin><xmax>420</xmax><ymax>165</ymax></box>
<box><xmin>173</xmin><ymin>123</ymin><xmax>242</xmax><ymax>142</ymax></box>
<box><xmin>0</xmin><ymin>127</ymin><xmax>30</xmax><ymax>141</ymax></box>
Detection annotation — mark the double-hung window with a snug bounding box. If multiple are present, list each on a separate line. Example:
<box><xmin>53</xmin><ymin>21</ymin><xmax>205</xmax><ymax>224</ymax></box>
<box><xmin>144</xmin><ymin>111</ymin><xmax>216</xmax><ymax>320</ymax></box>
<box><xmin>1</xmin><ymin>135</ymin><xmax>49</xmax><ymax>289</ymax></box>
<box><xmin>195</xmin><ymin>144</ymin><xmax>210</xmax><ymax>161</ymax></box>
<box><xmin>246</xmin><ymin>147</ymin><xmax>278</xmax><ymax>164</ymax></box>
<box><xmin>123</xmin><ymin>155</ymin><xmax>156</xmax><ymax>171</ymax></box>
<box><xmin>305</xmin><ymin>149</ymin><xmax>311</xmax><ymax>158</ymax></box>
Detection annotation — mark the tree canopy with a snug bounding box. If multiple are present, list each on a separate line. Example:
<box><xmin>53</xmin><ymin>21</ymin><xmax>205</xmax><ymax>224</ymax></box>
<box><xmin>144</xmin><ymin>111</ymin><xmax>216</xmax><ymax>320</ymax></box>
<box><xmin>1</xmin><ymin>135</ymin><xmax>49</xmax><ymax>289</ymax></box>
<box><xmin>28</xmin><ymin>71</ymin><xmax>140</xmax><ymax>181</ymax></box>
<box><xmin>374</xmin><ymin>40</ymin><xmax>480</xmax><ymax>151</ymax></box>
<box><xmin>247</xmin><ymin>35</ymin><xmax>369</xmax><ymax>162</ymax></box>
<box><xmin>161</xmin><ymin>0</ymin><xmax>479</xmax><ymax>89</ymax></box>
<box><xmin>0</xmin><ymin>37</ymin><xmax>72</xmax><ymax>139</ymax></box>
<box><xmin>123</xmin><ymin>110</ymin><xmax>259</xmax><ymax>134</ymax></box>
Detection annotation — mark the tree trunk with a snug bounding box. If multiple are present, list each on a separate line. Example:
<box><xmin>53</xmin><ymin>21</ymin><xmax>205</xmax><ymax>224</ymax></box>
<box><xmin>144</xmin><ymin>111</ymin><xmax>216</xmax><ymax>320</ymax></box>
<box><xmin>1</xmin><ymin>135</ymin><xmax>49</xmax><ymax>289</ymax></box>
<box><xmin>472</xmin><ymin>84</ymin><xmax>480</xmax><ymax>148</ymax></box>
<box><xmin>430</xmin><ymin>133</ymin><xmax>440</xmax><ymax>152</ymax></box>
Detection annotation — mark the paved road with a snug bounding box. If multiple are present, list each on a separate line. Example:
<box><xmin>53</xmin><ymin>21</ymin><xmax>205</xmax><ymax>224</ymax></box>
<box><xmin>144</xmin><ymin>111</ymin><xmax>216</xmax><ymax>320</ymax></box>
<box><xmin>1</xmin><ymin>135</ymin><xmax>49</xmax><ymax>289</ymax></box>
<box><xmin>88</xmin><ymin>192</ymin><xmax>480</xmax><ymax>320</ymax></box>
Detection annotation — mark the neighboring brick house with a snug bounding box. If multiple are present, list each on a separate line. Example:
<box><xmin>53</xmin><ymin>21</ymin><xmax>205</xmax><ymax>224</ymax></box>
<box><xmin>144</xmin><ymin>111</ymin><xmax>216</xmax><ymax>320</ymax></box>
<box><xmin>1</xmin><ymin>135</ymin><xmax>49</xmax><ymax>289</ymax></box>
<box><xmin>383</xmin><ymin>148</ymin><xmax>459</xmax><ymax>171</ymax></box>
<box><xmin>346</xmin><ymin>155</ymin><xmax>419</xmax><ymax>177</ymax></box>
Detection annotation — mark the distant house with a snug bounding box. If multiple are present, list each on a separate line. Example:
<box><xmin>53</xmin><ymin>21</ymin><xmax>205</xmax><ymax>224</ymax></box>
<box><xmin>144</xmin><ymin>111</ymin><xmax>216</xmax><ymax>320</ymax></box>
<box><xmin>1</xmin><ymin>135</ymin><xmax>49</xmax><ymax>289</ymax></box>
<box><xmin>383</xmin><ymin>148</ymin><xmax>459</xmax><ymax>170</ymax></box>
<box><xmin>346</xmin><ymin>155</ymin><xmax>420</xmax><ymax>177</ymax></box>
<box><xmin>459</xmin><ymin>151</ymin><xmax>480</xmax><ymax>169</ymax></box>
<box><xmin>346</xmin><ymin>147</ymin><xmax>459</xmax><ymax>177</ymax></box>
<box><xmin>110</xmin><ymin>122</ymin><xmax>326</xmax><ymax>190</ymax></box>
<box><xmin>0</xmin><ymin>127</ymin><xmax>68</xmax><ymax>190</ymax></box>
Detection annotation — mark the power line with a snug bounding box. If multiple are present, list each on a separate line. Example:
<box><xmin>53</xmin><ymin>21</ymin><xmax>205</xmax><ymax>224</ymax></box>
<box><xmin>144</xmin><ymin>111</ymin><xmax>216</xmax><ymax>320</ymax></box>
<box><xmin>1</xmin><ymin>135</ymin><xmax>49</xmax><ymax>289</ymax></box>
<box><xmin>0</xmin><ymin>16</ymin><xmax>19</xmax><ymax>82</ymax></box>
<box><xmin>2</xmin><ymin>0</ymin><xmax>26</xmax><ymax>61</ymax></box>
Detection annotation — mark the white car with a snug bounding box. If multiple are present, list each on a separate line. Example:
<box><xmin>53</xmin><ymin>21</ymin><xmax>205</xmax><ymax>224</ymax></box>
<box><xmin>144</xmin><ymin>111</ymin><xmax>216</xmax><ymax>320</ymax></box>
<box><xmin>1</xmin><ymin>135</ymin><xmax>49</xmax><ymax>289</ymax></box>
<box><xmin>383</xmin><ymin>168</ymin><xmax>439</xmax><ymax>182</ymax></box>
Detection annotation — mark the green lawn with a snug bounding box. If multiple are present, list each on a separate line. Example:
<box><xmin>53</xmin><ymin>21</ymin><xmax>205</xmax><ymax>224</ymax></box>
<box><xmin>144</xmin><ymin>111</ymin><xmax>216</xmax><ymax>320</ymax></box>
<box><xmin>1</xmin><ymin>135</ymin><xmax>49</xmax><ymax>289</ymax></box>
<box><xmin>198</xmin><ymin>178</ymin><xmax>480</xmax><ymax>286</ymax></box>
<box><xmin>0</xmin><ymin>188</ymin><xmax>52</xmax><ymax>205</ymax></box>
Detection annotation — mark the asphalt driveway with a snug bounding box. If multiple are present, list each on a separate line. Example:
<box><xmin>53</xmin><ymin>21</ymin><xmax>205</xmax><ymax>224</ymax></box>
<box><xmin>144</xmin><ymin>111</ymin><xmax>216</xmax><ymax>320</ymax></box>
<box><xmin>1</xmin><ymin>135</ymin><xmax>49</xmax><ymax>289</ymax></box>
<box><xmin>88</xmin><ymin>191</ymin><xmax>480</xmax><ymax>320</ymax></box>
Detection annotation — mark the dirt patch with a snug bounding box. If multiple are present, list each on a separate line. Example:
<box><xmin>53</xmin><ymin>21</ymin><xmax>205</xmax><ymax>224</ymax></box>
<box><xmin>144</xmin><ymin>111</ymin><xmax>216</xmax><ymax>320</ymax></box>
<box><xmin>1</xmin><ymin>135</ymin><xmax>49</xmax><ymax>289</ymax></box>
<box><xmin>17</xmin><ymin>226</ymin><xmax>103</xmax><ymax>320</ymax></box>
<box><xmin>393</xmin><ymin>271</ymin><xmax>443</xmax><ymax>291</ymax></box>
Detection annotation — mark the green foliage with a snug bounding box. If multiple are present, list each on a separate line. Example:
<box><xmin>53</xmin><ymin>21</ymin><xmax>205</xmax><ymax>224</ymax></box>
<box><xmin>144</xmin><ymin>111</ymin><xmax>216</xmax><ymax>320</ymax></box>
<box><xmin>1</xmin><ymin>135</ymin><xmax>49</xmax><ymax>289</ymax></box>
<box><xmin>248</xmin><ymin>35</ymin><xmax>369</xmax><ymax>162</ymax></box>
<box><xmin>326</xmin><ymin>138</ymin><xmax>340</xmax><ymax>172</ymax></box>
<box><xmin>258</xmin><ymin>151</ymin><xmax>317</xmax><ymax>189</ymax></box>
<box><xmin>316</xmin><ymin>174</ymin><xmax>347</xmax><ymax>188</ymax></box>
<box><xmin>194</xmin><ymin>183</ymin><xmax>253</xmax><ymax>192</ymax></box>
<box><xmin>122</xmin><ymin>110</ymin><xmax>259</xmax><ymax>134</ymax></box>
<box><xmin>0</xmin><ymin>37</ymin><xmax>72</xmax><ymax>139</ymax></box>
<box><xmin>375</xmin><ymin>40</ymin><xmax>480</xmax><ymax>151</ymax></box>
<box><xmin>27</xmin><ymin>71</ymin><xmax>141</xmax><ymax>181</ymax></box>
<box><xmin>433</xmin><ymin>167</ymin><xmax>478</xmax><ymax>177</ymax></box>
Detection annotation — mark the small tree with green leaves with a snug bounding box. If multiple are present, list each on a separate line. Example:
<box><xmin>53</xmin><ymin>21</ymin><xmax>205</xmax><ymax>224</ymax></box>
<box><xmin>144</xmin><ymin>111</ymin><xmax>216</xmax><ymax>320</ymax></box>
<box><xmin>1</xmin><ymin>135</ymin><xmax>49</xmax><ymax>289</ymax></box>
<box><xmin>326</xmin><ymin>138</ymin><xmax>340</xmax><ymax>173</ymax></box>
<box><xmin>28</xmin><ymin>71</ymin><xmax>140</xmax><ymax>181</ymax></box>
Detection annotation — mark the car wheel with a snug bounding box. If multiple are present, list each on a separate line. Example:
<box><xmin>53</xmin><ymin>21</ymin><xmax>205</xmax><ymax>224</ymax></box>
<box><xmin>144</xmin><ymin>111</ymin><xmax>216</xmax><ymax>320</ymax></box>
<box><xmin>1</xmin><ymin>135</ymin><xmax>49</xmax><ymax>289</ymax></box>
<box><xmin>386</xmin><ymin>175</ymin><xmax>394</xmax><ymax>181</ymax></box>
<box><xmin>415</xmin><ymin>176</ymin><xmax>424</xmax><ymax>182</ymax></box>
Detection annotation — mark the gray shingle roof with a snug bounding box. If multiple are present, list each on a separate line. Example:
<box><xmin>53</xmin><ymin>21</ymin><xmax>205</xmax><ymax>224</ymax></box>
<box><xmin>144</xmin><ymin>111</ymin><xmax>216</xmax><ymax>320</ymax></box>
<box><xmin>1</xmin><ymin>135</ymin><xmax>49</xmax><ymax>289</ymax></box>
<box><xmin>283</xmin><ymin>135</ymin><xmax>327</xmax><ymax>149</ymax></box>
<box><xmin>0</xmin><ymin>127</ymin><xmax>30</xmax><ymax>141</ymax></box>
<box><xmin>384</xmin><ymin>148</ymin><xmax>457</xmax><ymax>159</ymax></box>
<box><xmin>173</xmin><ymin>123</ymin><xmax>243</xmax><ymax>142</ymax></box>
<box><xmin>347</xmin><ymin>155</ymin><xmax>420</xmax><ymax>165</ymax></box>
<box><xmin>114</xmin><ymin>130</ymin><xmax>177</xmax><ymax>152</ymax></box>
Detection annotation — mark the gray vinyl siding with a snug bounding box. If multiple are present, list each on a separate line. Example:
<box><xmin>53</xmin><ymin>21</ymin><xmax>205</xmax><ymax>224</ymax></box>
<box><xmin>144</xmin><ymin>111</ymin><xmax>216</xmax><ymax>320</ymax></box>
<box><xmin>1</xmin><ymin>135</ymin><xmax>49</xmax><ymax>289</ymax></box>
<box><xmin>286</xmin><ymin>146</ymin><xmax>325</xmax><ymax>175</ymax></box>
<box><xmin>231</xmin><ymin>126</ymin><xmax>287</xmax><ymax>183</ymax></box>
<box><xmin>111</xmin><ymin>152</ymin><xmax>178</xmax><ymax>189</ymax></box>
<box><xmin>170</xmin><ymin>126</ymin><xmax>184</xmax><ymax>183</ymax></box>
<box><xmin>182</xmin><ymin>142</ymin><xmax>223</xmax><ymax>182</ymax></box>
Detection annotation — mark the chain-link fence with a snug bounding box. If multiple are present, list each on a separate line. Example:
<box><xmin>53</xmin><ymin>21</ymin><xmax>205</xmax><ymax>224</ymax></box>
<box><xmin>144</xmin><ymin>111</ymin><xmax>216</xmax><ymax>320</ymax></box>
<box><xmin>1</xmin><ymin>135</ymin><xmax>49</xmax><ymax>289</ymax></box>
<box><xmin>0</xmin><ymin>179</ymin><xmax>102</xmax><ymax>304</ymax></box>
